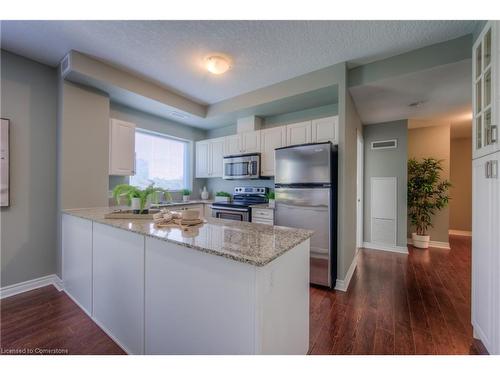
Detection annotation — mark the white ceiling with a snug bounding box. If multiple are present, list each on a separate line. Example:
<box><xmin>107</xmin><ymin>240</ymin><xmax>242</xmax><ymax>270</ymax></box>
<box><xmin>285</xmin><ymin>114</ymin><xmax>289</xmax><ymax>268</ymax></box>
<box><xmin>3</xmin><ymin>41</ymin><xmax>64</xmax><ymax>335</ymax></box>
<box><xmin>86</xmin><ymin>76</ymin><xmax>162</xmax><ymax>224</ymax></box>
<box><xmin>1</xmin><ymin>20</ymin><xmax>479</xmax><ymax>105</ymax></box>
<box><xmin>350</xmin><ymin>59</ymin><xmax>472</xmax><ymax>126</ymax></box>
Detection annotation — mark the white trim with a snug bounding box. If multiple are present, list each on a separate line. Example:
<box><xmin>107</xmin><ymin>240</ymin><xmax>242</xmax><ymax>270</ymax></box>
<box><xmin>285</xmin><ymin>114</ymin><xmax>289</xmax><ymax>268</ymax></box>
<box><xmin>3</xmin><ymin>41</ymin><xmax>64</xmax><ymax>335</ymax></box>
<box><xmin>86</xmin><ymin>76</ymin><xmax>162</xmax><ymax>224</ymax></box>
<box><xmin>363</xmin><ymin>242</ymin><xmax>409</xmax><ymax>254</ymax></box>
<box><xmin>335</xmin><ymin>253</ymin><xmax>357</xmax><ymax>292</ymax></box>
<box><xmin>449</xmin><ymin>229</ymin><xmax>472</xmax><ymax>236</ymax></box>
<box><xmin>0</xmin><ymin>274</ymin><xmax>63</xmax><ymax>299</ymax></box>
<box><xmin>407</xmin><ymin>238</ymin><xmax>451</xmax><ymax>249</ymax></box>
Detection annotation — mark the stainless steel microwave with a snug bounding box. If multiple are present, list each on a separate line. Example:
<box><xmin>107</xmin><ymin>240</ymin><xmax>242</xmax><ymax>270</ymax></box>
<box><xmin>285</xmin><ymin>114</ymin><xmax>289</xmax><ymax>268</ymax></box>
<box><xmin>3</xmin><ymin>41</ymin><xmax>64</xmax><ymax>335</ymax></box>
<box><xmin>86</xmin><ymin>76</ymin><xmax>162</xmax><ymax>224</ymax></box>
<box><xmin>223</xmin><ymin>153</ymin><xmax>260</xmax><ymax>180</ymax></box>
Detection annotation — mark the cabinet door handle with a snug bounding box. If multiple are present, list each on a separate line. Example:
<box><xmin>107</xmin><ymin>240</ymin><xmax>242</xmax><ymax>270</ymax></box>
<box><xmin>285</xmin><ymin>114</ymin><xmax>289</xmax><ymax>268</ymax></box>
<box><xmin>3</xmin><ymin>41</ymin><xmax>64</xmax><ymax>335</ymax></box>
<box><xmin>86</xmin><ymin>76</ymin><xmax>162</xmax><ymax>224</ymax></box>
<box><xmin>485</xmin><ymin>161</ymin><xmax>491</xmax><ymax>178</ymax></box>
<box><xmin>491</xmin><ymin>125</ymin><xmax>497</xmax><ymax>144</ymax></box>
<box><xmin>491</xmin><ymin>160</ymin><xmax>498</xmax><ymax>179</ymax></box>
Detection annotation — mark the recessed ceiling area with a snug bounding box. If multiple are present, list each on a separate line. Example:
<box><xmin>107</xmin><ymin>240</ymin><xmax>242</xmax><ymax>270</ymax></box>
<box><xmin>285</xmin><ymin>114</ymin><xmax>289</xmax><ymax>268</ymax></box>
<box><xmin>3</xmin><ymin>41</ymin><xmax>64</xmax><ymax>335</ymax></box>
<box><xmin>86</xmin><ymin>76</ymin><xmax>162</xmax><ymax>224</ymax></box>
<box><xmin>350</xmin><ymin>59</ymin><xmax>472</xmax><ymax>126</ymax></box>
<box><xmin>1</xmin><ymin>20</ymin><xmax>479</xmax><ymax>105</ymax></box>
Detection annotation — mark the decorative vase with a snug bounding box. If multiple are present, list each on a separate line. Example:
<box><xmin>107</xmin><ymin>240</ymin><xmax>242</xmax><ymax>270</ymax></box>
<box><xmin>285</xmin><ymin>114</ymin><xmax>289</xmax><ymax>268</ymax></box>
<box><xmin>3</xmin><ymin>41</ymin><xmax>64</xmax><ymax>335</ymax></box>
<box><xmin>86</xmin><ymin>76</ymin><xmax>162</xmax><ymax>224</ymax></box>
<box><xmin>201</xmin><ymin>186</ymin><xmax>209</xmax><ymax>200</ymax></box>
<box><xmin>183</xmin><ymin>195</ymin><xmax>190</xmax><ymax>202</ymax></box>
<box><xmin>268</xmin><ymin>199</ymin><xmax>276</xmax><ymax>208</ymax></box>
<box><xmin>412</xmin><ymin>232</ymin><xmax>430</xmax><ymax>249</ymax></box>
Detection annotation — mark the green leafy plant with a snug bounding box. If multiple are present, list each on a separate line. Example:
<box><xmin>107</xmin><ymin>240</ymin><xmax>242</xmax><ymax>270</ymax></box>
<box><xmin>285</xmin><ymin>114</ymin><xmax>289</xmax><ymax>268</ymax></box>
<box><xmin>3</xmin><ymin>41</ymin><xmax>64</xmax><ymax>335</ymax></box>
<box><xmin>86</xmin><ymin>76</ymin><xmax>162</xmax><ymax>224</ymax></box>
<box><xmin>112</xmin><ymin>183</ymin><xmax>172</xmax><ymax>213</ymax></box>
<box><xmin>215</xmin><ymin>191</ymin><xmax>231</xmax><ymax>197</ymax></box>
<box><xmin>181</xmin><ymin>189</ymin><xmax>192</xmax><ymax>196</ymax></box>
<box><xmin>408</xmin><ymin>158</ymin><xmax>451</xmax><ymax>236</ymax></box>
<box><xmin>266</xmin><ymin>191</ymin><xmax>275</xmax><ymax>200</ymax></box>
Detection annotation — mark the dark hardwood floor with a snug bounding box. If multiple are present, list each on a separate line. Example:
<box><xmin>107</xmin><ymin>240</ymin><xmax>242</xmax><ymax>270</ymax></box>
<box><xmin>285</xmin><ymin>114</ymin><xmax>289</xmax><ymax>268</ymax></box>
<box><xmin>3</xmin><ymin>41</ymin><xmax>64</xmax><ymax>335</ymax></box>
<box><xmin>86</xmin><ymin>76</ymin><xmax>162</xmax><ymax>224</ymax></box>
<box><xmin>309</xmin><ymin>235</ymin><xmax>488</xmax><ymax>355</ymax></box>
<box><xmin>0</xmin><ymin>235</ymin><xmax>487</xmax><ymax>355</ymax></box>
<box><xmin>0</xmin><ymin>285</ymin><xmax>124</xmax><ymax>354</ymax></box>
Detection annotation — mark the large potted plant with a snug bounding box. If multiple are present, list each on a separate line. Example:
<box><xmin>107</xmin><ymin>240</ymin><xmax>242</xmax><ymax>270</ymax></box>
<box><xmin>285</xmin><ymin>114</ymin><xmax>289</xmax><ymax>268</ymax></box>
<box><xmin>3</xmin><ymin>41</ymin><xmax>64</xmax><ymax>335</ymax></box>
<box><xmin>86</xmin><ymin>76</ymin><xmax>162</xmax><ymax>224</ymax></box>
<box><xmin>112</xmin><ymin>183</ymin><xmax>172</xmax><ymax>214</ymax></box>
<box><xmin>408</xmin><ymin>158</ymin><xmax>451</xmax><ymax>249</ymax></box>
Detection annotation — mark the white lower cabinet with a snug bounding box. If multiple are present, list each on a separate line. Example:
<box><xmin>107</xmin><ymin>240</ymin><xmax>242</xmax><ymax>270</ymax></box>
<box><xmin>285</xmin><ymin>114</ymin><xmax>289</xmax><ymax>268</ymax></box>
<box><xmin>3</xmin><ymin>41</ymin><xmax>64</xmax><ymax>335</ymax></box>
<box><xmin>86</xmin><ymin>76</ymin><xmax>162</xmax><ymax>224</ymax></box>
<box><xmin>251</xmin><ymin>208</ymin><xmax>274</xmax><ymax>225</ymax></box>
<box><xmin>144</xmin><ymin>237</ymin><xmax>257</xmax><ymax>354</ymax></box>
<box><xmin>62</xmin><ymin>214</ymin><xmax>93</xmax><ymax>315</ymax></box>
<box><xmin>472</xmin><ymin>152</ymin><xmax>500</xmax><ymax>354</ymax></box>
<box><xmin>92</xmin><ymin>223</ymin><xmax>145</xmax><ymax>354</ymax></box>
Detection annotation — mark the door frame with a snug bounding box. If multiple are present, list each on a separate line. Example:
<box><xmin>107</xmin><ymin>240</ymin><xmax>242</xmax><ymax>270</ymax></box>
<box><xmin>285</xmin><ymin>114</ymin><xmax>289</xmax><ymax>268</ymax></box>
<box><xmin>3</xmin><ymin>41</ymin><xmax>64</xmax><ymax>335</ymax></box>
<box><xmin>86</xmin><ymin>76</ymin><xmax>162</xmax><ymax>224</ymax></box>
<box><xmin>356</xmin><ymin>128</ymin><xmax>364</xmax><ymax>249</ymax></box>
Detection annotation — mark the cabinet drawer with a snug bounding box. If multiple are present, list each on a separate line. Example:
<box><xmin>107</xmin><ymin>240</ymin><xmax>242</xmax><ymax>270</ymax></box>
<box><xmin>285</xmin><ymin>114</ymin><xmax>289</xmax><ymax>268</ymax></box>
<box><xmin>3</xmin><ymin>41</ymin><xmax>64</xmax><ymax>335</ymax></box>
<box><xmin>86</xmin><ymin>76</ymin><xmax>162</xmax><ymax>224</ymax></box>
<box><xmin>252</xmin><ymin>208</ymin><xmax>274</xmax><ymax>220</ymax></box>
<box><xmin>252</xmin><ymin>218</ymin><xmax>274</xmax><ymax>225</ymax></box>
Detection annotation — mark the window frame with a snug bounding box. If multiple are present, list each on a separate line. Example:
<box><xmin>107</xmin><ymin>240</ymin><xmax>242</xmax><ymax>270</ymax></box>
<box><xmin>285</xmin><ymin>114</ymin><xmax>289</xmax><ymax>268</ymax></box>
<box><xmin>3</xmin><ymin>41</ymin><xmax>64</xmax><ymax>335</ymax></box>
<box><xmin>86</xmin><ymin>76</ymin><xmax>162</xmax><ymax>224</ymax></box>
<box><xmin>130</xmin><ymin>128</ymin><xmax>192</xmax><ymax>192</ymax></box>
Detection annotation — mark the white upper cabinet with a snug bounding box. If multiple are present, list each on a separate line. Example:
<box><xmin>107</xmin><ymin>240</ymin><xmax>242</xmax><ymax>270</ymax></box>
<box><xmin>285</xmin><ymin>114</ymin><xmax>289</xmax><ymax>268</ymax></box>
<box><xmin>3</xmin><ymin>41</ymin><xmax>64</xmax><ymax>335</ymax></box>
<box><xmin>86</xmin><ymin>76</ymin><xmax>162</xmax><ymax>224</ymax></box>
<box><xmin>109</xmin><ymin>118</ymin><xmax>136</xmax><ymax>176</ymax></box>
<box><xmin>473</xmin><ymin>21</ymin><xmax>499</xmax><ymax>159</ymax></box>
<box><xmin>241</xmin><ymin>130</ymin><xmax>261</xmax><ymax>153</ymax></box>
<box><xmin>224</xmin><ymin>134</ymin><xmax>243</xmax><ymax>155</ymax></box>
<box><xmin>195</xmin><ymin>137</ymin><xmax>225</xmax><ymax>178</ymax></box>
<box><xmin>286</xmin><ymin>121</ymin><xmax>312</xmax><ymax>146</ymax></box>
<box><xmin>224</xmin><ymin>131</ymin><xmax>261</xmax><ymax>155</ymax></box>
<box><xmin>194</xmin><ymin>115</ymin><xmax>338</xmax><ymax>178</ymax></box>
<box><xmin>260</xmin><ymin>126</ymin><xmax>286</xmax><ymax>176</ymax></box>
<box><xmin>312</xmin><ymin>116</ymin><xmax>338</xmax><ymax>144</ymax></box>
<box><xmin>210</xmin><ymin>137</ymin><xmax>225</xmax><ymax>177</ymax></box>
<box><xmin>195</xmin><ymin>141</ymin><xmax>210</xmax><ymax>178</ymax></box>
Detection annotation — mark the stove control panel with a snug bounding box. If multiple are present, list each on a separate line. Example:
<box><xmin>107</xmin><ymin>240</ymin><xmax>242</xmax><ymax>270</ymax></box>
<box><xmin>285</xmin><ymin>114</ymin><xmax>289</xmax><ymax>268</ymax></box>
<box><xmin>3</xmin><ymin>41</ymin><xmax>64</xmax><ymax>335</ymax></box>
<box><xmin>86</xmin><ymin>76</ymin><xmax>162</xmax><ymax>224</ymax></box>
<box><xmin>234</xmin><ymin>186</ymin><xmax>267</xmax><ymax>195</ymax></box>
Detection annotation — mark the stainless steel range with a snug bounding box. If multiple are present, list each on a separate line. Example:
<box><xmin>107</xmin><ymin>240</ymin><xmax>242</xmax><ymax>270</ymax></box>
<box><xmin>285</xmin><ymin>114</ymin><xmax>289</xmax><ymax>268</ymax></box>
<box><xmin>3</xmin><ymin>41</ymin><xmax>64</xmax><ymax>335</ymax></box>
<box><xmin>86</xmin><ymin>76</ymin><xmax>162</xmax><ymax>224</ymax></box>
<box><xmin>210</xmin><ymin>187</ymin><xmax>268</xmax><ymax>222</ymax></box>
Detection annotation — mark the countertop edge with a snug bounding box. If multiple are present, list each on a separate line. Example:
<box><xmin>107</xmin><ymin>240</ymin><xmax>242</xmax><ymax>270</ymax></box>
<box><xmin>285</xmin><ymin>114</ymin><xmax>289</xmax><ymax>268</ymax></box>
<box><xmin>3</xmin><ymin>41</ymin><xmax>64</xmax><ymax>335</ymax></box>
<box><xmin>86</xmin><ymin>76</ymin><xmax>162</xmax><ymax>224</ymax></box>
<box><xmin>62</xmin><ymin>210</ymin><xmax>313</xmax><ymax>267</ymax></box>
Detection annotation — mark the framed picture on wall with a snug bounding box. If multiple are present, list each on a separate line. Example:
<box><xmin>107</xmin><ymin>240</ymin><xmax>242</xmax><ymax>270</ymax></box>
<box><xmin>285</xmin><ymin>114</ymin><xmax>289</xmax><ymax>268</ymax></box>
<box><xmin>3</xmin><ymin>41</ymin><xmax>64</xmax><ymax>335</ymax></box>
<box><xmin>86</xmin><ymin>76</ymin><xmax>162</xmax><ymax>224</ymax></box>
<box><xmin>1</xmin><ymin>118</ymin><xmax>10</xmax><ymax>207</ymax></box>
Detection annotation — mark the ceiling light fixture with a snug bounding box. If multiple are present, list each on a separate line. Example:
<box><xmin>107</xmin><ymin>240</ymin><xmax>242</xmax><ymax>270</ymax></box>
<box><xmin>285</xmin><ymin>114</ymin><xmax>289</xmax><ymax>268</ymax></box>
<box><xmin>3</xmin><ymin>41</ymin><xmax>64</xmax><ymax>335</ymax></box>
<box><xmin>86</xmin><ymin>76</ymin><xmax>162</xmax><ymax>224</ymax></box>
<box><xmin>206</xmin><ymin>55</ymin><xmax>231</xmax><ymax>75</ymax></box>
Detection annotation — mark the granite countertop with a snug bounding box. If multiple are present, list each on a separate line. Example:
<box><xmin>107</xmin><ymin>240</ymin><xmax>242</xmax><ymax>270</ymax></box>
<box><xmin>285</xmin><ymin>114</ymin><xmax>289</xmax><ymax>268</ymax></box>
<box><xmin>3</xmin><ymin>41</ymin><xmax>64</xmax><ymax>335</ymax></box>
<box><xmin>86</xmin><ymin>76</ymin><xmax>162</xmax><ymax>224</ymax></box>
<box><xmin>63</xmin><ymin>207</ymin><xmax>313</xmax><ymax>267</ymax></box>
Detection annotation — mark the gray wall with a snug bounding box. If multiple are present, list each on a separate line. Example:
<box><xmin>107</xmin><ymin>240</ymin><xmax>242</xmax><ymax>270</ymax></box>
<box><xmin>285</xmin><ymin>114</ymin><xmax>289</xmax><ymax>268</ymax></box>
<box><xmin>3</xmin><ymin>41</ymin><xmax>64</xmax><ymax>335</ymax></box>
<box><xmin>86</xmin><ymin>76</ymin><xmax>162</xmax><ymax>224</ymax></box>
<box><xmin>363</xmin><ymin>120</ymin><xmax>408</xmax><ymax>247</ymax></box>
<box><xmin>1</xmin><ymin>50</ymin><xmax>58</xmax><ymax>287</ymax></box>
<box><xmin>108</xmin><ymin>103</ymin><xmax>208</xmax><ymax>200</ymax></box>
<box><xmin>203</xmin><ymin>104</ymin><xmax>339</xmax><ymax>198</ymax></box>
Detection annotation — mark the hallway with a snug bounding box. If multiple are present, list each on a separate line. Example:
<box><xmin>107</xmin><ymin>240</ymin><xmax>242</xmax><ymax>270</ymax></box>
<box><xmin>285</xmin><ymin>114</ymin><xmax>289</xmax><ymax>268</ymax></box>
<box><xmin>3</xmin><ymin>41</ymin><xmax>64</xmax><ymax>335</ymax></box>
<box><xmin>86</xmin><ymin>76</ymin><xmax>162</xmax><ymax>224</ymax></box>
<box><xmin>309</xmin><ymin>235</ymin><xmax>488</xmax><ymax>354</ymax></box>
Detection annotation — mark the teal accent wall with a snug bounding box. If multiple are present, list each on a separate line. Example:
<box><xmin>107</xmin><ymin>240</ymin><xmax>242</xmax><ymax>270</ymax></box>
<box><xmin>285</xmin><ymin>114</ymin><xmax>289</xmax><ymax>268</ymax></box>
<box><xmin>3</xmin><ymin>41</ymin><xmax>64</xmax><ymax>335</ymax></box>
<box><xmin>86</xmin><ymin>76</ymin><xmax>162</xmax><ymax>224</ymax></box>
<box><xmin>349</xmin><ymin>34</ymin><xmax>473</xmax><ymax>87</ymax></box>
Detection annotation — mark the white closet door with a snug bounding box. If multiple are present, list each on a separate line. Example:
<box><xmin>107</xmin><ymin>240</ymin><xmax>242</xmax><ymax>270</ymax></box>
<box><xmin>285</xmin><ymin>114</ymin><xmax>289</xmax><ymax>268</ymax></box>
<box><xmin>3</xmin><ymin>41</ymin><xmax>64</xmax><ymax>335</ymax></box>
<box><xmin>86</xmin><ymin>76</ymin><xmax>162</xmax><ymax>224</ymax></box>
<box><xmin>370</xmin><ymin>177</ymin><xmax>397</xmax><ymax>246</ymax></box>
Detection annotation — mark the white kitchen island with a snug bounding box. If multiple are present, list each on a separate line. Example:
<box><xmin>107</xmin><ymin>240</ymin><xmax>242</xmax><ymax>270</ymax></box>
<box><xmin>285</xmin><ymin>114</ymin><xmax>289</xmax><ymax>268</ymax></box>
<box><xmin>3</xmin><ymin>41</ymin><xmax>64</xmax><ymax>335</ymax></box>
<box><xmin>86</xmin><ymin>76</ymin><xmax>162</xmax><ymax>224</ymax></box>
<box><xmin>62</xmin><ymin>208</ymin><xmax>312</xmax><ymax>355</ymax></box>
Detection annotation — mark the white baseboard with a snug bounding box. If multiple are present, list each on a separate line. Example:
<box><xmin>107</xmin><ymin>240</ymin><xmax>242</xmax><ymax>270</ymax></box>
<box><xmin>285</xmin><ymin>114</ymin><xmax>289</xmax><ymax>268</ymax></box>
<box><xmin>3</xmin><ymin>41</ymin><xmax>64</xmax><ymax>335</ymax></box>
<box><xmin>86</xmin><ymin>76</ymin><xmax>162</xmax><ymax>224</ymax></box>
<box><xmin>449</xmin><ymin>229</ymin><xmax>472</xmax><ymax>236</ymax></box>
<box><xmin>0</xmin><ymin>274</ymin><xmax>64</xmax><ymax>299</ymax></box>
<box><xmin>335</xmin><ymin>253</ymin><xmax>357</xmax><ymax>292</ymax></box>
<box><xmin>362</xmin><ymin>242</ymin><xmax>409</xmax><ymax>254</ymax></box>
<box><xmin>407</xmin><ymin>238</ymin><xmax>451</xmax><ymax>250</ymax></box>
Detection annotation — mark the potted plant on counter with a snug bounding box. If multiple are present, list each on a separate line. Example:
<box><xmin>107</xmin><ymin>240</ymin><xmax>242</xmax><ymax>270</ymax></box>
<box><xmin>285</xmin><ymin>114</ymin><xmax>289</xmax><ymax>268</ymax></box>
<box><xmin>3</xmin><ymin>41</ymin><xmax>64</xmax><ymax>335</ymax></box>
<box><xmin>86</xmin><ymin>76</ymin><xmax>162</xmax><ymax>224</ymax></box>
<box><xmin>214</xmin><ymin>191</ymin><xmax>231</xmax><ymax>203</ymax></box>
<box><xmin>112</xmin><ymin>183</ymin><xmax>172</xmax><ymax>214</ymax></box>
<box><xmin>408</xmin><ymin>158</ymin><xmax>451</xmax><ymax>249</ymax></box>
<box><xmin>266</xmin><ymin>191</ymin><xmax>276</xmax><ymax>208</ymax></box>
<box><xmin>181</xmin><ymin>189</ymin><xmax>192</xmax><ymax>202</ymax></box>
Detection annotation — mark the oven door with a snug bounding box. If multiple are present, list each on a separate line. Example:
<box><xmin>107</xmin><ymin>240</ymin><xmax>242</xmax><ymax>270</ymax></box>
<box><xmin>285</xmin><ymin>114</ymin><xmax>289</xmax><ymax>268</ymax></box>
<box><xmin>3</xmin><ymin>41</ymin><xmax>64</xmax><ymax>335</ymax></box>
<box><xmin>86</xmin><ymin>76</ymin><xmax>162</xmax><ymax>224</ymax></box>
<box><xmin>223</xmin><ymin>155</ymin><xmax>260</xmax><ymax>180</ymax></box>
<box><xmin>211</xmin><ymin>206</ymin><xmax>250</xmax><ymax>221</ymax></box>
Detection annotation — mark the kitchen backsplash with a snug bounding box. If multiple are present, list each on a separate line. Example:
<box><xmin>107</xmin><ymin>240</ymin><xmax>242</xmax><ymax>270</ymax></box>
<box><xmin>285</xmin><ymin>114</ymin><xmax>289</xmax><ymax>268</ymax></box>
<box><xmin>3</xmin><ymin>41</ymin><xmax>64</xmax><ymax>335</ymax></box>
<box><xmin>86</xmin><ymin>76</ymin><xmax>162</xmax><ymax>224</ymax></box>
<box><xmin>204</xmin><ymin>178</ymin><xmax>274</xmax><ymax>198</ymax></box>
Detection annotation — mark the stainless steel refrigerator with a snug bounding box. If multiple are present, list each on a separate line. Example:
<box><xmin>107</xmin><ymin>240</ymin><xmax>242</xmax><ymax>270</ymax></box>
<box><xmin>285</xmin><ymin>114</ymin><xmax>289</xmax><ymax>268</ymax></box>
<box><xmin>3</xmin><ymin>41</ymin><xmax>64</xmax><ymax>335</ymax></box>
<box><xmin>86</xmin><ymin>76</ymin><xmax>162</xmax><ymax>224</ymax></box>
<box><xmin>274</xmin><ymin>142</ymin><xmax>338</xmax><ymax>288</ymax></box>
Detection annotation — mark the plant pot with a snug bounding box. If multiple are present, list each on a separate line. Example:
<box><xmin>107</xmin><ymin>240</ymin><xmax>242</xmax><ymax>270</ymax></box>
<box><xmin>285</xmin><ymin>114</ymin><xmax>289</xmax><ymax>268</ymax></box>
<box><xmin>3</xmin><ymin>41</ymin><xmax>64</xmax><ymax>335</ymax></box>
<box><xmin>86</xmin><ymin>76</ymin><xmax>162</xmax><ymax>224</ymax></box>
<box><xmin>215</xmin><ymin>196</ymin><xmax>230</xmax><ymax>203</ymax></box>
<box><xmin>412</xmin><ymin>232</ymin><xmax>430</xmax><ymax>249</ymax></box>
<box><xmin>131</xmin><ymin>197</ymin><xmax>141</xmax><ymax>212</ymax></box>
<box><xmin>183</xmin><ymin>195</ymin><xmax>190</xmax><ymax>202</ymax></box>
<box><xmin>268</xmin><ymin>199</ymin><xmax>276</xmax><ymax>208</ymax></box>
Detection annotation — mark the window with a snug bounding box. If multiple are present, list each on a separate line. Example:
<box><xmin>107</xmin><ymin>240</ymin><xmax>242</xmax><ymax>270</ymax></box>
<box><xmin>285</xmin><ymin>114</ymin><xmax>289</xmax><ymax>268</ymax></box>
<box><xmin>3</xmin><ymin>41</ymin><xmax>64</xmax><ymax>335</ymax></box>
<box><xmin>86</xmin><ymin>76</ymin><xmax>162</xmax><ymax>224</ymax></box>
<box><xmin>130</xmin><ymin>130</ymin><xmax>190</xmax><ymax>191</ymax></box>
